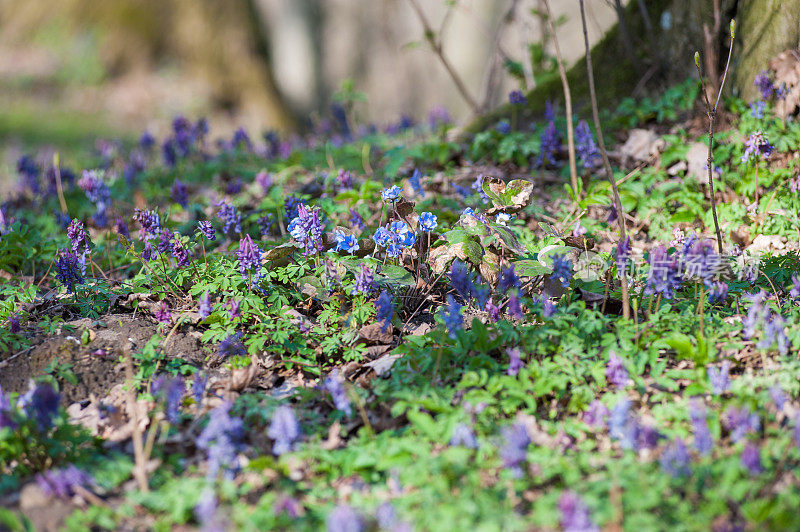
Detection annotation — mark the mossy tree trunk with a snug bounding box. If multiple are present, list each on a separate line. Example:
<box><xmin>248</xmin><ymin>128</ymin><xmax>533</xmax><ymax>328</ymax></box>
<box><xmin>467</xmin><ymin>0</ymin><xmax>800</xmax><ymax>133</ymax></box>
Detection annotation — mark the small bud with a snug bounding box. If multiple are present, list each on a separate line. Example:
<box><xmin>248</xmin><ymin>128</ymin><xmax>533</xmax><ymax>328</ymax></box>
<box><xmin>730</xmin><ymin>19</ymin><xmax>736</xmax><ymax>39</ymax></box>
<box><xmin>694</xmin><ymin>51</ymin><xmax>701</xmax><ymax>67</ymax></box>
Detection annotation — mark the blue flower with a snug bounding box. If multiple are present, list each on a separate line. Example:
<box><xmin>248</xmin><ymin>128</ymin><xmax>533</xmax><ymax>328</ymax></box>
<box><xmin>449</xmin><ymin>260</ymin><xmax>474</xmax><ymax>301</ymax></box>
<box><xmin>409</xmin><ymin>168</ymin><xmax>425</xmax><ymax>197</ymax></box>
<box><xmin>381</xmin><ymin>185</ymin><xmax>402</xmax><ymax>202</ymax></box>
<box><xmin>334</xmin><ymin>232</ymin><xmax>360</xmax><ymax>254</ymax></box>
<box><xmin>218</xmin><ymin>332</ymin><xmax>247</xmax><ymax>359</ymax></box>
<box><xmin>288</xmin><ymin>204</ymin><xmax>324</xmax><ymax>256</ymax></box>
<box><xmin>419</xmin><ymin>212</ymin><xmax>438</xmax><ymax>232</ymax></box>
<box><xmin>54</xmin><ymin>249</ymin><xmax>84</xmax><ymax>293</ymax></box>
<box><xmin>575</xmin><ymin>120</ymin><xmax>601</xmax><ymax>170</ymax></box>
<box><xmin>352</xmin><ymin>264</ymin><xmax>375</xmax><ymax>295</ymax></box>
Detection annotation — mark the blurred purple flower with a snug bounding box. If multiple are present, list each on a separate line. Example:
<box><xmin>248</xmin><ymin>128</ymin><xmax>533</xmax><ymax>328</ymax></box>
<box><xmin>707</xmin><ymin>361</ymin><xmax>731</xmax><ymax>395</ymax></box>
<box><xmin>450</xmin><ymin>423</ymin><xmax>478</xmax><ymax>449</ymax></box>
<box><xmin>268</xmin><ymin>405</ymin><xmax>300</xmax><ymax>455</ymax></box>
<box><xmin>606</xmin><ymin>352</ymin><xmax>629</xmax><ymax>388</ymax></box>
<box><xmin>558</xmin><ymin>491</ymin><xmax>598</xmax><ymax>532</ymax></box>
<box><xmin>324</xmin><ymin>369</ymin><xmax>352</xmax><ymax>417</ymax></box>
<box><xmin>36</xmin><ymin>466</ymin><xmax>93</xmax><ymax>499</ymax></box>
<box><xmin>741</xmin><ymin>442</ymin><xmax>763</xmax><ymax>475</ymax></box>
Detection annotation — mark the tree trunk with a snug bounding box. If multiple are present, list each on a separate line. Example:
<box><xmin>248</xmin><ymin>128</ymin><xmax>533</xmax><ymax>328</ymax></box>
<box><xmin>466</xmin><ymin>0</ymin><xmax>800</xmax><ymax>133</ymax></box>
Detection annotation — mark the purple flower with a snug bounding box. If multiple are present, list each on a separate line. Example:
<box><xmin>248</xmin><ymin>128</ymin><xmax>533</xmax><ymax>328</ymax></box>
<box><xmin>54</xmin><ymin>249</ymin><xmax>84</xmax><ymax>293</ymax></box>
<box><xmin>288</xmin><ymin>204</ymin><xmax>324</xmax><ymax>256</ymax></box>
<box><xmin>550</xmin><ymin>254</ymin><xmax>573</xmax><ymax>288</ymax></box>
<box><xmin>78</xmin><ymin>170</ymin><xmax>111</xmax><ymax>214</ymax></box>
<box><xmin>499</xmin><ymin>422</ymin><xmax>530</xmax><ymax>475</ymax></box>
<box><xmin>644</xmin><ymin>245</ymin><xmax>682</xmax><ymax>299</ymax></box>
<box><xmin>509</xmin><ymin>90</ymin><xmax>527</xmax><ymax>105</ymax></box>
<box><xmin>742</xmin><ymin>291</ymin><xmax>767</xmax><ymax>339</ymax></box>
<box><xmin>195</xmin><ymin>488</ymin><xmax>225</xmax><ymax>532</ymax></box>
<box><xmin>496</xmin><ymin>120</ymin><xmax>511</xmax><ymax>134</ymax></box>
<box><xmin>616</xmin><ymin>237</ymin><xmax>631</xmax><ymax>274</ymax></box>
<box><xmin>375</xmin><ymin>290</ymin><xmax>394</xmax><ymax>332</ymax></box>
<box><xmin>334</xmin><ymin>232</ymin><xmax>360</xmax><ymax>254</ymax></box>
<box><xmin>607</xmin><ymin>204</ymin><xmax>618</xmax><ymax>224</ymax></box>
<box><xmin>141</xmin><ymin>242</ymin><xmax>156</xmax><ymax>262</ymax></box>
<box><xmin>575</xmin><ymin>120</ymin><xmax>601</xmax><ymax>170</ymax></box>
<box><xmin>428</xmin><ymin>105</ymin><xmax>451</xmax><ymax>130</ymax></box>
<box><xmin>723</xmin><ymin>406</ymin><xmax>760</xmax><ymax>442</ymax></box>
<box><xmin>708</xmin><ymin>281</ymin><xmax>729</xmax><ymax>304</ymax></box>
<box><xmin>171</xmin><ymin>179</ymin><xmax>188</xmax><ymax>207</ymax></box>
<box><xmin>506</xmin><ymin>292</ymin><xmax>523</xmax><ymax>319</ymax></box>
<box><xmin>609</xmin><ymin>398</ymin><xmax>636</xmax><ymax>449</ymax></box>
<box><xmin>154</xmin><ymin>301</ymin><xmax>172</xmax><ymax>324</ymax></box>
<box><xmin>336</xmin><ymin>169</ymin><xmax>353</xmax><ymax>190</ymax></box>
<box><xmin>450</xmin><ymin>423</ymin><xmax>478</xmax><ymax>449</ymax></box>
<box><xmin>682</xmin><ymin>238</ymin><xmax>719</xmax><ymax>283</ymax></box>
<box><xmin>216</xmin><ymin>201</ymin><xmax>242</xmax><ymax>235</ymax></box>
<box><xmin>192</xmin><ymin>372</ymin><xmax>208</xmax><ymax>403</ymax></box>
<box><xmin>157</xmin><ymin>229</ymin><xmax>174</xmax><ymax>255</ymax></box>
<box><xmin>197</xmin><ymin>402</ymin><xmax>245</xmax><ymax>479</ymax></box>
<box><xmin>760</xmin><ymin>312</ymin><xmax>789</xmax><ymax>355</ymax></box>
<box><xmin>741</xmin><ymin>442</ymin><xmax>763</xmax><ymax>475</ymax></box>
<box><xmin>582</xmin><ymin>400</ymin><xmax>609</xmax><ymax>428</ymax></box>
<box><xmin>256</xmin><ymin>171</ymin><xmax>273</xmax><ymax>194</ymax></box>
<box><xmin>152</xmin><ymin>375</ymin><xmax>184</xmax><ymax>423</ymax></box>
<box><xmin>284</xmin><ymin>196</ymin><xmax>303</xmax><ymax>222</ymax></box>
<box><xmin>257</xmin><ymin>214</ymin><xmax>273</xmax><ymax>236</ymax></box>
<box><xmin>218</xmin><ymin>332</ymin><xmax>246</xmax><ymax>359</ymax></box>
<box><xmin>0</xmin><ymin>386</ymin><xmax>16</xmax><ymax>430</ymax></box>
<box><xmin>349</xmin><ymin>208</ymin><xmax>365</xmax><ymax>230</ymax></box>
<box><xmin>498</xmin><ymin>265</ymin><xmax>521</xmax><ymax>293</ymax></box>
<box><xmin>171</xmin><ymin>236</ymin><xmax>190</xmax><ymax>268</ymax></box>
<box><xmin>542</xmin><ymin>297</ymin><xmax>557</xmax><ymax>318</ymax></box>
<box><xmin>227</xmin><ymin>299</ymin><xmax>241</xmax><ymax>320</ymax></box>
<box><xmin>750</xmin><ymin>100</ymin><xmax>766</xmax><ymax>119</ymax></box>
<box><xmin>19</xmin><ymin>382</ymin><xmax>60</xmax><ymax>431</ymax></box>
<box><xmin>660</xmin><ymin>438</ymin><xmax>691</xmax><ymax>478</ymax></box>
<box><xmin>326</xmin><ymin>505</ymin><xmax>363</xmax><ymax>532</ymax></box>
<box><xmin>352</xmin><ymin>264</ymin><xmax>375</xmax><ymax>296</ymax></box>
<box><xmin>268</xmin><ymin>405</ymin><xmax>300</xmax><ymax>455</ymax></box>
<box><xmin>231</xmin><ymin>127</ymin><xmax>252</xmax><ymax>151</ymax></box>
<box><xmin>8</xmin><ymin>314</ymin><xmax>21</xmax><ymax>333</ymax></box>
<box><xmin>197</xmin><ymin>290</ymin><xmax>214</xmax><ymax>320</ymax></box>
<box><xmin>324</xmin><ymin>370</ymin><xmax>352</xmax><ymax>416</ymax></box>
<box><xmin>769</xmin><ymin>384</ymin><xmax>787</xmax><ymax>411</ymax></box>
<box><xmin>134</xmin><ymin>209</ymin><xmax>161</xmax><ymax>241</ymax></box>
<box><xmin>544</xmin><ymin>100</ymin><xmax>555</xmax><ymax>121</ymax></box>
<box><xmin>485</xmin><ymin>298</ymin><xmax>500</xmax><ymax>322</ymax></box>
<box><xmin>606</xmin><ymin>352</ymin><xmax>629</xmax><ymax>388</ymax></box>
<box><xmin>741</xmin><ymin>130</ymin><xmax>773</xmax><ymax>163</ymax></box>
<box><xmin>790</xmin><ymin>274</ymin><xmax>800</xmax><ymax>299</ymax></box>
<box><xmin>449</xmin><ymin>260</ymin><xmax>474</xmax><ymax>301</ymax></box>
<box><xmin>237</xmin><ymin>234</ymin><xmax>261</xmax><ymax>281</ymax></box>
<box><xmin>707</xmin><ymin>361</ymin><xmax>731</xmax><ymax>395</ymax></box>
<box><xmin>274</xmin><ymin>496</ymin><xmax>301</xmax><ymax>518</ymax></box>
<box><xmin>67</xmin><ymin>219</ymin><xmax>88</xmax><ymax>253</ymax></box>
<box><xmin>754</xmin><ymin>70</ymin><xmax>774</xmax><ymax>100</ymax></box>
<box><xmin>537</xmin><ymin>121</ymin><xmax>561</xmax><ymax>167</ymax></box>
<box><xmin>17</xmin><ymin>154</ymin><xmax>40</xmax><ymax>194</ymax></box>
<box><xmin>689</xmin><ymin>399</ymin><xmax>713</xmax><ymax>456</ymax></box>
<box><xmin>36</xmin><ymin>466</ymin><xmax>93</xmax><ymax>499</ymax></box>
<box><xmin>198</xmin><ymin>221</ymin><xmax>215</xmax><ymax>241</ymax></box>
<box><xmin>507</xmin><ymin>347</ymin><xmax>523</xmax><ymax>376</ymax></box>
<box><xmin>558</xmin><ymin>491</ymin><xmax>598</xmax><ymax>532</ymax></box>
<box><xmin>115</xmin><ymin>218</ymin><xmax>130</xmax><ymax>240</ymax></box>
<box><xmin>441</xmin><ymin>295</ymin><xmax>463</xmax><ymax>338</ymax></box>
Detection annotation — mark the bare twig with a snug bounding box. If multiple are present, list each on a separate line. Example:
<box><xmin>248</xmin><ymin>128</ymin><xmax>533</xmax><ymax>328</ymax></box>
<box><xmin>53</xmin><ymin>153</ymin><xmax>68</xmax><ymax>215</ymax></box>
<box><xmin>124</xmin><ymin>349</ymin><xmax>150</xmax><ymax>493</ymax></box>
<box><xmin>543</xmin><ymin>0</ymin><xmax>578</xmax><ymax>199</ymax></box>
<box><xmin>695</xmin><ymin>19</ymin><xmax>735</xmax><ymax>254</ymax></box>
<box><xmin>407</xmin><ymin>0</ymin><xmax>480</xmax><ymax>115</ymax></box>
<box><xmin>579</xmin><ymin>0</ymin><xmax>630</xmax><ymax>320</ymax></box>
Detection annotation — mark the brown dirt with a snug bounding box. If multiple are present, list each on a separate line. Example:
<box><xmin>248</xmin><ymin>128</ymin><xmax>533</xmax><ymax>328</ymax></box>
<box><xmin>0</xmin><ymin>312</ymin><xmax>206</xmax><ymax>404</ymax></box>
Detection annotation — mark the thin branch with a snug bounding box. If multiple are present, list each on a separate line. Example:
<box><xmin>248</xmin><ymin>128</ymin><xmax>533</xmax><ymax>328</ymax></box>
<box><xmin>579</xmin><ymin>0</ymin><xmax>630</xmax><ymax>320</ymax></box>
<box><xmin>543</xmin><ymin>0</ymin><xmax>578</xmax><ymax>198</ymax></box>
<box><xmin>407</xmin><ymin>0</ymin><xmax>480</xmax><ymax>115</ymax></box>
